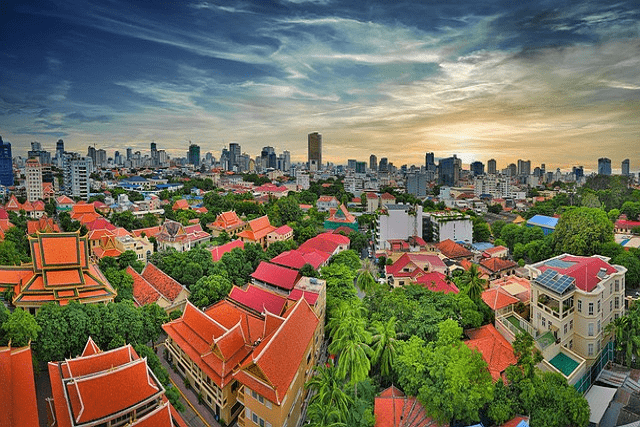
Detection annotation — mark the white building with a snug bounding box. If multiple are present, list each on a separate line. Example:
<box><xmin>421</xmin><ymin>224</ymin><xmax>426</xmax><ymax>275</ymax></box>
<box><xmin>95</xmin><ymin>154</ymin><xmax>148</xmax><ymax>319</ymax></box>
<box><xmin>473</xmin><ymin>175</ymin><xmax>513</xmax><ymax>199</ymax></box>
<box><xmin>527</xmin><ymin>254</ymin><xmax>626</xmax><ymax>364</ymax></box>
<box><xmin>25</xmin><ymin>158</ymin><xmax>43</xmax><ymax>202</ymax></box>
<box><xmin>63</xmin><ymin>153</ymin><xmax>92</xmax><ymax>200</ymax></box>
<box><xmin>424</xmin><ymin>211</ymin><xmax>473</xmax><ymax>244</ymax></box>
<box><xmin>375</xmin><ymin>204</ymin><xmax>423</xmax><ymax>251</ymax></box>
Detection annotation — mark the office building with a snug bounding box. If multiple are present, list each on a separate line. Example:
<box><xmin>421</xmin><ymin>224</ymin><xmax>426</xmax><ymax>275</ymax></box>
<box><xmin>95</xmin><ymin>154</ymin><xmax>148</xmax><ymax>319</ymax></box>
<box><xmin>370</xmin><ymin>154</ymin><xmax>377</xmax><ymax>171</ymax></box>
<box><xmin>438</xmin><ymin>155</ymin><xmax>461</xmax><ymax>187</ymax></box>
<box><xmin>150</xmin><ymin>141</ymin><xmax>159</xmax><ymax>167</ymax></box>
<box><xmin>347</xmin><ymin>159</ymin><xmax>357</xmax><ymax>170</ymax></box>
<box><xmin>28</xmin><ymin>141</ymin><xmax>51</xmax><ymax>166</ymax></box>
<box><xmin>25</xmin><ymin>158</ymin><xmax>43</xmax><ymax>202</ymax></box>
<box><xmin>378</xmin><ymin>157</ymin><xmax>388</xmax><ymax>172</ymax></box>
<box><xmin>470</xmin><ymin>161</ymin><xmax>484</xmax><ymax>176</ymax></box>
<box><xmin>622</xmin><ymin>159</ymin><xmax>630</xmax><ymax>176</ymax></box>
<box><xmin>308</xmin><ymin>132</ymin><xmax>322</xmax><ymax>171</ymax></box>
<box><xmin>487</xmin><ymin>159</ymin><xmax>497</xmax><ymax>175</ymax></box>
<box><xmin>598</xmin><ymin>158</ymin><xmax>611</xmax><ymax>175</ymax></box>
<box><xmin>474</xmin><ymin>175</ymin><xmax>513</xmax><ymax>199</ymax></box>
<box><xmin>0</xmin><ymin>136</ymin><xmax>14</xmax><ymax>187</ymax></box>
<box><xmin>573</xmin><ymin>166</ymin><xmax>584</xmax><ymax>180</ymax></box>
<box><xmin>355</xmin><ymin>161</ymin><xmax>366</xmax><ymax>174</ymax></box>
<box><xmin>406</xmin><ymin>173</ymin><xmax>428</xmax><ymax>198</ymax></box>
<box><xmin>425</xmin><ymin>152</ymin><xmax>436</xmax><ymax>171</ymax></box>
<box><xmin>126</xmin><ymin>147</ymin><xmax>132</xmax><ymax>161</ymax></box>
<box><xmin>188</xmin><ymin>143</ymin><xmax>201</xmax><ymax>166</ymax></box>
<box><xmin>96</xmin><ymin>149</ymin><xmax>107</xmax><ymax>167</ymax></box>
<box><xmin>63</xmin><ymin>153</ymin><xmax>92</xmax><ymax>200</ymax></box>
<box><xmin>424</xmin><ymin>211</ymin><xmax>473</xmax><ymax>244</ymax></box>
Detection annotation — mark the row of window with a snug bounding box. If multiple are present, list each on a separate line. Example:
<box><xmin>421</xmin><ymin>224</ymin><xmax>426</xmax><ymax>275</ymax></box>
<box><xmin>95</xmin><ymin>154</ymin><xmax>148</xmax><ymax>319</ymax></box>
<box><xmin>245</xmin><ymin>407</ymin><xmax>272</xmax><ymax>427</ymax></box>
<box><xmin>577</xmin><ymin>297</ymin><xmax>620</xmax><ymax>315</ymax></box>
<box><xmin>249</xmin><ymin>388</ymin><xmax>272</xmax><ymax>409</ymax></box>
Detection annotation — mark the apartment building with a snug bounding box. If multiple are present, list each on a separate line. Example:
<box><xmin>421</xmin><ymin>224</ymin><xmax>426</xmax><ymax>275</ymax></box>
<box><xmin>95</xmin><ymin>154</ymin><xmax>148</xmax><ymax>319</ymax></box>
<box><xmin>527</xmin><ymin>254</ymin><xmax>627</xmax><ymax>363</ymax></box>
<box><xmin>375</xmin><ymin>204</ymin><xmax>423</xmax><ymax>251</ymax></box>
<box><xmin>424</xmin><ymin>211</ymin><xmax>473</xmax><ymax>244</ymax></box>
<box><xmin>25</xmin><ymin>158</ymin><xmax>43</xmax><ymax>202</ymax></box>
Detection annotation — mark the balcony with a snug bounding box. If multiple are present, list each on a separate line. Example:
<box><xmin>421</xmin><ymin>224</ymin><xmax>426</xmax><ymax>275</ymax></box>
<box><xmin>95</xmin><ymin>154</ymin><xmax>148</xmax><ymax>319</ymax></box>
<box><xmin>238</xmin><ymin>411</ymin><xmax>246</xmax><ymax>427</ymax></box>
<box><xmin>237</xmin><ymin>386</ymin><xmax>245</xmax><ymax>405</ymax></box>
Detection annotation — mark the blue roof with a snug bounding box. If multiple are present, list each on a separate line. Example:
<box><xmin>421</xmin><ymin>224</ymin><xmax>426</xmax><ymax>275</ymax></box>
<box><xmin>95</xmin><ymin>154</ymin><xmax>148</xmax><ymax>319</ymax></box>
<box><xmin>124</xmin><ymin>176</ymin><xmax>148</xmax><ymax>182</ymax></box>
<box><xmin>527</xmin><ymin>214</ymin><xmax>559</xmax><ymax>229</ymax></box>
<box><xmin>471</xmin><ymin>242</ymin><xmax>494</xmax><ymax>251</ymax></box>
<box><xmin>515</xmin><ymin>421</ymin><xmax>529</xmax><ymax>427</ymax></box>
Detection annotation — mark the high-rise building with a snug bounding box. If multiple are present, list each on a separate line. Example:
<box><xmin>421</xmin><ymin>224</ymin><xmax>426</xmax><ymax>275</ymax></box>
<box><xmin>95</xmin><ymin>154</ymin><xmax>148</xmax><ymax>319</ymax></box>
<box><xmin>378</xmin><ymin>157</ymin><xmax>388</xmax><ymax>172</ymax></box>
<box><xmin>438</xmin><ymin>155</ymin><xmax>461</xmax><ymax>187</ymax></box>
<box><xmin>517</xmin><ymin>159</ymin><xmax>531</xmax><ymax>176</ymax></box>
<box><xmin>598</xmin><ymin>157</ymin><xmax>611</xmax><ymax>175</ymax></box>
<box><xmin>622</xmin><ymin>159</ymin><xmax>630</xmax><ymax>176</ymax></box>
<box><xmin>25</xmin><ymin>158</ymin><xmax>43</xmax><ymax>202</ymax></box>
<box><xmin>425</xmin><ymin>152</ymin><xmax>436</xmax><ymax>171</ymax></box>
<box><xmin>55</xmin><ymin>139</ymin><xmax>65</xmax><ymax>167</ymax></box>
<box><xmin>27</xmin><ymin>141</ymin><xmax>51</xmax><ymax>166</ymax></box>
<box><xmin>126</xmin><ymin>147</ymin><xmax>132</xmax><ymax>161</ymax></box>
<box><xmin>487</xmin><ymin>159</ymin><xmax>497</xmax><ymax>175</ymax></box>
<box><xmin>505</xmin><ymin>163</ymin><xmax>517</xmax><ymax>177</ymax></box>
<box><xmin>150</xmin><ymin>142</ymin><xmax>158</xmax><ymax>167</ymax></box>
<box><xmin>355</xmin><ymin>161</ymin><xmax>366</xmax><ymax>174</ymax></box>
<box><xmin>96</xmin><ymin>149</ymin><xmax>107</xmax><ymax>168</ymax></box>
<box><xmin>369</xmin><ymin>154</ymin><xmax>377</xmax><ymax>171</ymax></box>
<box><xmin>282</xmin><ymin>150</ymin><xmax>291</xmax><ymax>172</ymax></box>
<box><xmin>229</xmin><ymin>142</ymin><xmax>241</xmax><ymax>170</ymax></box>
<box><xmin>87</xmin><ymin>146</ymin><xmax>96</xmax><ymax>164</ymax></box>
<box><xmin>470</xmin><ymin>161</ymin><xmax>484</xmax><ymax>176</ymax></box>
<box><xmin>308</xmin><ymin>132</ymin><xmax>322</xmax><ymax>171</ymax></box>
<box><xmin>0</xmin><ymin>136</ymin><xmax>14</xmax><ymax>187</ymax></box>
<box><xmin>407</xmin><ymin>173</ymin><xmax>428</xmax><ymax>197</ymax></box>
<box><xmin>573</xmin><ymin>166</ymin><xmax>584</xmax><ymax>180</ymax></box>
<box><xmin>63</xmin><ymin>153</ymin><xmax>92</xmax><ymax>200</ymax></box>
<box><xmin>347</xmin><ymin>159</ymin><xmax>357</xmax><ymax>170</ymax></box>
<box><xmin>188</xmin><ymin>143</ymin><xmax>201</xmax><ymax>166</ymax></box>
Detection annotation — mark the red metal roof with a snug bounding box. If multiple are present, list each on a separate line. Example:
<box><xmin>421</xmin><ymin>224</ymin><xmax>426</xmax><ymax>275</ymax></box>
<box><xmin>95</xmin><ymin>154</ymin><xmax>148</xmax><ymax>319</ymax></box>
<box><xmin>538</xmin><ymin>255</ymin><xmax>618</xmax><ymax>292</ymax></box>
<box><xmin>270</xmin><ymin>249</ymin><xmax>328</xmax><ymax>270</ymax></box>
<box><xmin>415</xmin><ymin>272</ymin><xmax>459</xmax><ymax>294</ymax></box>
<box><xmin>210</xmin><ymin>239</ymin><xmax>244</xmax><ymax>261</ymax></box>
<box><xmin>228</xmin><ymin>284</ymin><xmax>288</xmax><ymax>315</ymax></box>
<box><xmin>251</xmin><ymin>261</ymin><xmax>301</xmax><ymax>291</ymax></box>
<box><xmin>287</xmin><ymin>289</ymin><xmax>320</xmax><ymax>305</ymax></box>
<box><xmin>298</xmin><ymin>232</ymin><xmax>349</xmax><ymax>256</ymax></box>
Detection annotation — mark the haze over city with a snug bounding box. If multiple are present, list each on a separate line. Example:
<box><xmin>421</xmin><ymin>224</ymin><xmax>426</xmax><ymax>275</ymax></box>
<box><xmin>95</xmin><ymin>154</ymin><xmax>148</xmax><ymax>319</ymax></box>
<box><xmin>1</xmin><ymin>0</ymin><xmax>639</xmax><ymax>170</ymax></box>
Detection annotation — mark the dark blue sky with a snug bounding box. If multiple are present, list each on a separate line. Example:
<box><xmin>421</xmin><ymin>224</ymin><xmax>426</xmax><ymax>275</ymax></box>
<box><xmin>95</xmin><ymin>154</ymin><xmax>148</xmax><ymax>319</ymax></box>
<box><xmin>1</xmin><ymin>0</ymin><xmax>639</xmax><ymax>169</ymax></box>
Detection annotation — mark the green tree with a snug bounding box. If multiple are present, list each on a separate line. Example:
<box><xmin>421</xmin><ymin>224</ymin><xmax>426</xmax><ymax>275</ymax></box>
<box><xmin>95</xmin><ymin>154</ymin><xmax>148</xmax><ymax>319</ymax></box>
<box><xmin>553</xmin><ymin>207</ymin><xmax>614</xmax><ymax>256</ymax></box>
<box><xmin>370</xmin><ymin>316</ymin><xmax>397</xmax><ymax>383</ymax></box>
<box><xmin>473</xmin><ymin>219</ymin><xmax>492</xmax><ymax>242</ymax></box>
<box><xmin>306</xmin><ymin>361</ymin><xmax>352</xmax><ymax>424</ymax></box>
<box><xmin>104</xmin><ymin>268</ymin><xmax>134</xmax><ymax>302</ymax></box>
<box><xmin>612</xmin><ymin>251</ymin><xmax>640</xmax><ymax>288</ymax></box>
<box><xmin>329</xmin><ymin>250</ymin><xmax>361</xmax><ymax>270</ymax></box>
<box><xmin>458</xmin><ymin>264</ymin><xmax>486</xmax><ymax>301</ymax></box>
<box><xmin>2</xmin><ymin>308</ymin><xmax>41</xmax><ymax>347</ymax></box>
<box><xmin>0</xmin><ymin>240</ymin><xmax>25</xmax><ymax>265</ymax></box>
<box><xmin>189</xmin><ymin>275</ymin><xmax>233</xmax><ymax>308</ymax></box>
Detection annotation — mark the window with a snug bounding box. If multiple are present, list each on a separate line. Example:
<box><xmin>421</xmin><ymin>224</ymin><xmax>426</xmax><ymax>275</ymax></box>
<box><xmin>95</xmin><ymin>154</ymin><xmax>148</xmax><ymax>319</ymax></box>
<box><xmin>548</xmin><ymin>320</ymin><xmax>553</xmax><ymax>330</ymax></box>
<box><xmin>577</xmin><ymin>300</ymin><xmax>582</xmax><ymax>313</ymax></box>
<box><xmin>615</xmin><ymin>297</ymin><xmax>620</xmax><ymax>309</ymax></box>
<box><xmin>597</xmin><ymin>300</ymin><xmax>601</xmax><ymax>313</ymax></box>
<box><xmin>542</xmin><ymin>317</ymin><xmax>546</xmax><ymax>327</ymax></box>
<box><xmin>610</xmin><ymin>283</ymin><xmax>613</xmax><ymax>294</ymax></box>
<box><xmin>570</xmin><ymin>319</ymin><xmax>573</xmax><ymax>330</ymax></box>
<box><xmin>588</xmin><ymin>302</ymin><xmax>594</xmax><ymax>315</ymax></box>
<box><xmin>569</xmin><ymin>340</ymin><xmax>573</xmax><ymax>349</ymax></box>
<box><xmin>615</xmin><ymin>280</ymin><xmax>620</xmax><ymax>292</ymax></box>
<box><xmin>588</xmin><ymin>343</ymin><xmax>594</xmax><ymax>356</ymax></box>
<box><xmin>588</xmin><ymin>323</ymin><xmax>594</xmax><ymax>336</ymax></box>
<box><xmin>564</xmin><ymin>324</ymin><xmax>568</xmax><ymax>335</ymax></box>
<box><xmin>610</xmin><ymin>300</ymin><xmax>613</xmax><ymax>312</ymax></box>
<box><xmin>597</xmin><ymin>320</ymin><xmax>601</xmax><ymax>333</ymax></box>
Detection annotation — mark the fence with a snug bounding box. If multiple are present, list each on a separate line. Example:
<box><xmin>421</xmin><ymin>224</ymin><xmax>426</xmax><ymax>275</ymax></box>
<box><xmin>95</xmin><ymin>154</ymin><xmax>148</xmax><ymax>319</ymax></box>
<box><xmin>574</xmin><ymin>341</ymin><xmax>615</xmax><ymax>394</ymax></box>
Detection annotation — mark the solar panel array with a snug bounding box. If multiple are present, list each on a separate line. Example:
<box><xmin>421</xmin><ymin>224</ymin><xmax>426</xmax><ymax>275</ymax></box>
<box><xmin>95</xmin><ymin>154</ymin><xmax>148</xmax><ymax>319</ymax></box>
<box><xmin>535</xmin><ymin>269</ymin><xmax>575</xmax><ymax>295</ymax></box>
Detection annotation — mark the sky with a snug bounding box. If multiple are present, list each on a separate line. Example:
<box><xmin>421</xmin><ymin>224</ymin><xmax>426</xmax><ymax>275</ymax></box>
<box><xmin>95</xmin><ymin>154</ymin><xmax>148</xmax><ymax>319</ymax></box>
<box><xmin>1</xmin><ymin>0</ymin><xmax>639</xmax><ymax>172</ymax></box>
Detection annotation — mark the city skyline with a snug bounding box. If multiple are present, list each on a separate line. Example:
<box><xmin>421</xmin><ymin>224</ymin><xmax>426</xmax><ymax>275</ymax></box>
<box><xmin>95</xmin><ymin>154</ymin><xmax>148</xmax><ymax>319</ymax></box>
<box><xmin>1</xmin><ymin>1</ymin><xmax>640</xmax><ymax>170</ymax></box>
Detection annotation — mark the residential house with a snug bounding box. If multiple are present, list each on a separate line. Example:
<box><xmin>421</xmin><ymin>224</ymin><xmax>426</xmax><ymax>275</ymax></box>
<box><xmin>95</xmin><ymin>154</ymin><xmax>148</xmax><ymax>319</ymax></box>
<box><xmin>385</xmin><ymin>253</ymin><xmax>448</xmax><ymax>287</ymax></box>
<box><xmin>479</xmin><ymin>257</ymin><xmax>518</xmax><ymax>279</ymax></box>
<box><xmin>298</xmin><ymin>232</ymin><xmax>350</xmax><ymax>257</ymax></box>
<box><xmin>324</xmin><ymin>204</ymin><xmax>358</xmax><ymax>231</ymax></box>
<box><xmin>253</xmin><ymin>183</ymin><xmax>289</xmax><ymax>199</ymax></box>
<box><xmin>266</xmin><ymin>225</ymin><xmax>293</xmax><ymax>247</ymax></box>
<box><xmin>47</xmin><ymin>337</ymin><xmax>186</xmax><ymax>427</ymax></box>
<box><xmin>207</xmin><ymin>211</ymin><xmax>246</xmax><ymax>238</ymax></box>
<box><xmin>464</xmin><ymin>324</ymin><xmax>517</xmax><ymax>382</ymax></box>
<box><xmin>0</xmin><ymin>232</ymin><xmax>116</xmax><ymax>314</ymax></box>
<box><xmin>128</xmin><ymin>264</ymin><xmax>189</xmax><ymax>313</ymax></box>
<box><xmin>526</xmin><ymin>254</ymin><xmax>626</xmax><ymax>364</ymax></box>
<box><xmin>483</xmin><ymin>245</ymin><xmax>509</xmax><ymax>259</ymax></box>
<box><xmin>316</xmin><ymin>195</ymin><xmax>339</xmax><ymax>212</ymax></box>
<box><xmin>56</xmin><ymin>195</ymin><xmax>75</xmax><ymax>212</ymax></box>
<box><xmin>415</xmin><ymin>272</ymin><xmax>459</xmax><ymax>294</ymax></box>
<box><xmin>379</xmin><ymin>192</ymin><xmax>396</xmax><ymax>208</ymax></box>
<box><xmin>156</xmin><ymin>220</ymin><xmax>210</xmax><ymax>252</ymax></box>
<box><xmin>436</xmin><ymin>239</ymin><xmax>473</xmax><ymax>261</ymax></box>
<box><xmin>615</xmin><ymin>219</ymin><xmax>640</xmax><ymax>234</ymax></box>
<box><xmin>364</xmin><ymin>192</ymin><xmax>379</xmax><ymax>212</ymax></box>
<box><xmin>374</xmin><ymin>385</ymin><xmax>446</xmax><ymax>427</ymax></box>
<box><xmin>0</xmin><ymin>344</ymin><xmax>40</xmax><ymax>427</ymax></box>
<box><xmin>482</xmin><ymin>286</ymin><xmax>520</xmax><ymax>318</ymax></box>
<box><xmin>270</xmin><ymin>249</ymin><xmax>330</xmax><ymax>271</ymax></box>
<box><xmin>237</xmin><ymin>216</ymin><xmax>276</xmax><ymax>248</ymax></box>
<box><xmin>172</xmin><ymin>199</ymin><xmax>190</xmax><ymax>211</ymax></box>
<box><xmin>114</xmin><ymin>234</ymin><xmax>154</xmax><ymax>263</ymax></box>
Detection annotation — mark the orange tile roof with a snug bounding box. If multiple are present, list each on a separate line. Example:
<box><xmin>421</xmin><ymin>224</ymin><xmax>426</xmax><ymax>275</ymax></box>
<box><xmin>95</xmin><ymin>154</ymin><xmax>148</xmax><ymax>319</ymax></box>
<box><xmin>465</xmin><ymin>324</ymin><xmax>517</xmax><ymax>382</ymax></box>
<box><xmin>234</xmin><ymin>299</ymin><xmax>319</xmax><ymax>404</ymax></box>
<box><xmin>0</xmin><ymin>345</ymin><xmax>40</xmax><ymax>427</ymax></box>
<box><xmin>56</xmin><ymin>195</ymin><xmax>75</xmax><ymax>205</ymax></box>
<box><xmin>0</xmin><ymin>218</ymin><xmax>14</xmax><ymax>232</ymax></box>
<box><xmin>327</xmin><ymin>204</ymin><xmax>356</xmax><ymax>224</ymax></box>
<box><xmin>374</xmin><ymin>386</ymin><xmax>445</xmax><ymax>427</ymax></box>
<box><xmin>172</xmin><ymin>199</ymin><xmax>190</xmax><ymax>211</ymax></box>
<box><xmin>436</xmin><ymin>239</ymin><xmax>472</xmax><ymax>259</ymax></box>
<box><xmin>481</xmin><ymin>287</ymin><xmax>520</xmax><ymax>311</ymax></box>
<box><xmin>132</xmin><ymin>225</ymin><xmax>163</xmax><ymax>238</ymax></box>
<box><xmin>479</xmin><ymin>257</ymin><xmax>518</xmax><ymax>273</ymax></box>
<box><xmin>237</xmin><ymin>215</ymin><xmax>276</xmax><ymax>241</ymax></box>
<box><xmin>128</xmin><ymin>266</ymin><xmax>162</xmax><ymax>306</ymax></box>
<box><xmin>142</xmin><ymin>263</ymin><xmax>186</xmax><ymax>302</ymax></box>
<box><xmin>27</xmin><ymin>216</ymin><xmax>60</xmax><ymax>234</ymax></box>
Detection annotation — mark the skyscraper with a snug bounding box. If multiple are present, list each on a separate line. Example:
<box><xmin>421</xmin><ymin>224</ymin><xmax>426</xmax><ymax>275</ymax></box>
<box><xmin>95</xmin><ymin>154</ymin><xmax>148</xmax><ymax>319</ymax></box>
<box><xmin>470</xmin><ymin>161</ymin><xmax>484</xmax><ymax>176</ymax></box>
<box><xmin>407</xmin><ymin>173</ymin><xmax>427</xmax><ymax>197</ymax></box>
<box><xmin>308</xmin><ymin>132</ymin><xmax>322</xmax><ymax>171</ymax></box>
<box><xmin>369</xmin><ymin>154</ymin><xmax>377</xmax><ymax>171</ymax></box>
<box><xmin>355</xmin><ymin>161</ymin><xmax>366</xmax><ymax>174</ymax></box>
<box><xmin>63</xmin><ymin>153</ymin><xmax>92</xmax><ymax>200</ymax></box>
<box><xmin>188</xmin><ymin>143</ymin><xmax>201</xmax><ymax>166</ymax></box>
<box><xmin>0</xmin><ymin>136</ymin><xmax>14</xmax><ymax>187</ymax></box>
<box><xmin>126</xmin><ymin>147</ymin><xmax>132</xmax><ymax>161</ymax></box>
<box><xmin>622</xmin><ymin>159</ymin><xmax>630</xmax><ymax>176</ymax></box>
<box><xmin>150</xmin><ymin>142</ymin><xmax>158</xmax><ymax>167</ymax></box>
<box><xmin>425</xmin><ymin>152</ymin><xmax>436</xmax><ymax>171</ymax></box>
<box><xmin>229</xmin><ymin>142</ymin><xmax>241</xmax><ymax>170</ymax></box>
<box><xmin>438</xmin><ymin>155</ymin><xmax>461</xmax><ymax>187</ymax></box>
<box><xmin>55</xmin><ymin>139</ymin><xmax>65</xmax><ymax>167</ymax></box>
<box><xmin>598</xmin><ymin>158</ymin><xmax>611</xmax><ymax>175</ymax></box>
<box><xmin>487</xmin><ymin>159</ymin><xmax>497</xmax><ymax>175</ymax></box>
<box><xmin>517</xmin><ymin>159</ymin><xmax>531</xmax><ymax>176</ymax></box>
<box><xmin>378</xmin><ymin>157</ymin><xmax>388</xmax><ymax>172</ymax></box>
<box><xmin>282</xmin><ymin>150</ymin><xmax>291</xmax><ymax>172</ymax></box>
<box><xmin>25</xmin><ymin>158</ymin><xmax>43</xmax><ymax>202</ymax></box>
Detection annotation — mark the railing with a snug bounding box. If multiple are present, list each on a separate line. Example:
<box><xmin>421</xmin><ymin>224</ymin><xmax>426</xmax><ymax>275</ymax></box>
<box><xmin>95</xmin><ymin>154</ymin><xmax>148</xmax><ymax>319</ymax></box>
<box><xmin>497</xmin><ymin>313</ymin><xmax>539</xmax><ymax>340</ymax></box>
<box><xmin>574</xmin><ymin>341</ymin><xmax>615</xmax><ymax>394</ymax></box>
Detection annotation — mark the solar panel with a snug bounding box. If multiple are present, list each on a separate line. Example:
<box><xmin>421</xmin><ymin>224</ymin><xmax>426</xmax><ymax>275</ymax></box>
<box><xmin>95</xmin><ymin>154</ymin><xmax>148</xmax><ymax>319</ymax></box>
<box><xmin>535</xmin><ymin>269</ymin><xmax>575</xmax><ymax>295</ymax></box>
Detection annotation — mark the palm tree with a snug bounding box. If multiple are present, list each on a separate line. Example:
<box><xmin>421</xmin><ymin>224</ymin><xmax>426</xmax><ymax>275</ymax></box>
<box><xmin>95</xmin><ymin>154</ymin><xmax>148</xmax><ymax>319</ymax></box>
<box><xmin>371</xmin><ymin>316</ymin><xmax>398</xmax><ymax>382</ymax></box>
<box><xmin>306</xmin><ymin>362</ymin><xmax>353</xmax><ymax>420</ymax></box>
<box><xmin>306</xmin><ymin>402</ymin><xmax>347</xmax><ymax>427</ymax></box>
<box><xmin>460</xmin><ymin>264</ymin><xmax>486</xmax><ymax>301</ymax></box>
<box><xmin>327</xmin><ymin>302</ymin><xmax>368</xmax><ymax>341</ymax></box>
<box><xmin>356</xmin><ymin>259</ymin><xmax>378</xmax><ymax>295</ymax></box>
<box><xmin>332</xmin><ymin>336</ymin><xmax>372</xmax><ymax>398</ymax></box>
